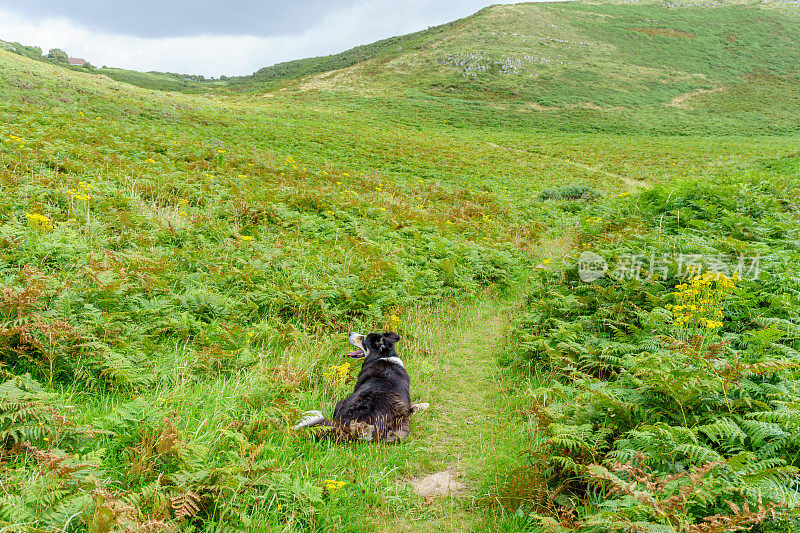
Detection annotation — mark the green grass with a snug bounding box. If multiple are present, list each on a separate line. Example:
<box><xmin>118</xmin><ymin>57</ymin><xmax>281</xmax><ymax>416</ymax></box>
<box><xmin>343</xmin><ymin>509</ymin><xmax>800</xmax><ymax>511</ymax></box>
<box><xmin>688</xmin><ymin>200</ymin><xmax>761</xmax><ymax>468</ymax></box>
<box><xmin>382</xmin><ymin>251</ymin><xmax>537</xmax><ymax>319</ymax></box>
<box><xmin>1</xmin><ymin>0</ymin><xmax>800</xmax><ymax>529</ymax></box>
<box><xmin>0</xmin><ymin>49</ymin><xmax>544</xmax><ymax>531</ymax></box>
<box><xmin>95</xmin><ymin>68</ymin><xmax>222</xmax><ymax>93</ymax></box>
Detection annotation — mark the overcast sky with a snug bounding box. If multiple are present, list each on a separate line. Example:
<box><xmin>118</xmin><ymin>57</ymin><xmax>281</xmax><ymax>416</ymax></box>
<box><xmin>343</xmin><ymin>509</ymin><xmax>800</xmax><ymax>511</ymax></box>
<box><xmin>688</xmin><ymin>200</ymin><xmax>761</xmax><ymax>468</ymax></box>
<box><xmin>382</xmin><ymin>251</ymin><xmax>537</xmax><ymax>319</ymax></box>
<box><xmin>0</xmin><ymin>1</ymin><xmax>544</xmax><ymax>77</ymax></box>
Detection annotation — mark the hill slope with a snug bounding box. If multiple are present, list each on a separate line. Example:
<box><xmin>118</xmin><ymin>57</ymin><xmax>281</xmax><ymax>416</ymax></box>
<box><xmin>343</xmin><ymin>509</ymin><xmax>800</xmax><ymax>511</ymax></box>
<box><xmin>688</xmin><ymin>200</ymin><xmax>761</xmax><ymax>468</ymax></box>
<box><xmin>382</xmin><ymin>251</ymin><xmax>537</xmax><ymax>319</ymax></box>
<box><xmin>6</xmin><ymin>1</ymin><xmax>799</xmax><ymax>133</ymax></box>
<box><xmin>234</xmin><ymin>0</ymin><xmax>800</xmax><ymax>134</ymax></box>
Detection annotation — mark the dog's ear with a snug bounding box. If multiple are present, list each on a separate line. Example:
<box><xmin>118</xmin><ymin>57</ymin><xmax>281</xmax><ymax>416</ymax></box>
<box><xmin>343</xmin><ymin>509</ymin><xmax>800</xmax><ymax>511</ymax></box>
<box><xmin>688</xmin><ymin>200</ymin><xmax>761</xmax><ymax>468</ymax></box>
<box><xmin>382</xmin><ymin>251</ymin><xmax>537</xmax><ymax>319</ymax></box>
<box><xmin>384</xmin><ymin>332</ymin><xmax>401</xmax><ymax>344</ymax></box>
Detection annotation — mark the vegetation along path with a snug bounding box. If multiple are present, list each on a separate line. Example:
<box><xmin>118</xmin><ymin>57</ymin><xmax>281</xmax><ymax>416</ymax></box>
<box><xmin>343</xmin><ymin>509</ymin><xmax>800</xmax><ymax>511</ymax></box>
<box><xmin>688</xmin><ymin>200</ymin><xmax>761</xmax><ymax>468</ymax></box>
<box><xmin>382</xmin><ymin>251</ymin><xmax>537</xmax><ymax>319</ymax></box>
<box><xmin>366</xmin><ymin>293</ymin><xmax>523</xmax><ymax>532</ymax></box>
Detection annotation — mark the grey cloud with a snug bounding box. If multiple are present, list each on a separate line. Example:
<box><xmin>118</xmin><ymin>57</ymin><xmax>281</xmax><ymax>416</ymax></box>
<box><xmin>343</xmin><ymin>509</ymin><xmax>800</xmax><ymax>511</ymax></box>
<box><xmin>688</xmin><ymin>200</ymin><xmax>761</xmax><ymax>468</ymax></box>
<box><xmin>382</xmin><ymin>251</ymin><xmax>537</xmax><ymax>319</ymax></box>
<box><xmin>0</xmin><ymin>0</ymin><xmax>353</xmax><ymax>38</ymax></box>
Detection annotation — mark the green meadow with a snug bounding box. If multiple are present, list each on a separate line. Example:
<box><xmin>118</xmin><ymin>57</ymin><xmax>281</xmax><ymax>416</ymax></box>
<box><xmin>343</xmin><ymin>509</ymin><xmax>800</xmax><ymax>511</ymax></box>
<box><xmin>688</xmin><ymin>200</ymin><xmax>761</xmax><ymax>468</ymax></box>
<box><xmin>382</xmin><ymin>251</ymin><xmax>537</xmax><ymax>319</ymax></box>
<box><xmin>1</xmin><ymin>0</ymin><xmax>800</xmax><ymax>531</ymax></box>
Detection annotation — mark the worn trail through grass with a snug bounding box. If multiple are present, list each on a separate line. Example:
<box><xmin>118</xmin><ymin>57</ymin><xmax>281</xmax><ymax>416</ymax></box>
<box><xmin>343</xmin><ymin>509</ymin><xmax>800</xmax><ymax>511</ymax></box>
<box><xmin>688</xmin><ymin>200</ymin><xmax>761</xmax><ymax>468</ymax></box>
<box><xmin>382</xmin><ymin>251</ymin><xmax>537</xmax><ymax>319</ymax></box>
<box><xmin>485</xmin><ymin>141</ymin><xmax>649</xmax><ymax>189</ymax></box>
<box><xmin>368</xmin><ymin>293</ymin><xmax>524</xmax><ymax>532</ymax></box>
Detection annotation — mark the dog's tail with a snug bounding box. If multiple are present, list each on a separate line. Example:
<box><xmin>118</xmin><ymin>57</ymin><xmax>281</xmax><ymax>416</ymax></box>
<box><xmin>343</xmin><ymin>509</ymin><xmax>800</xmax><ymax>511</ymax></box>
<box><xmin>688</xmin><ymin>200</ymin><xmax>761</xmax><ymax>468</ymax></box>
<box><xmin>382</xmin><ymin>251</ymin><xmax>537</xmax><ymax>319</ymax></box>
<box><xmin>294</xmin><ymin>410</ymin><xmax>333</xmax><ymax>430</ymax></box>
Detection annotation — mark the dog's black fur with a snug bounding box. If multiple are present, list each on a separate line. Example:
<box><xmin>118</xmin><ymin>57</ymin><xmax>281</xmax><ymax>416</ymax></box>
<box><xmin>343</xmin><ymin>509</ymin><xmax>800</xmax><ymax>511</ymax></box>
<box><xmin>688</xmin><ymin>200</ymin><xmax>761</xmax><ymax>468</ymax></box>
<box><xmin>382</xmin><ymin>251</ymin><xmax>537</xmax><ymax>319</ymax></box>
<box><xmin>295</xmin><ymin>332</ymin><xmax>415</xmax><ymax>442</ymax></box>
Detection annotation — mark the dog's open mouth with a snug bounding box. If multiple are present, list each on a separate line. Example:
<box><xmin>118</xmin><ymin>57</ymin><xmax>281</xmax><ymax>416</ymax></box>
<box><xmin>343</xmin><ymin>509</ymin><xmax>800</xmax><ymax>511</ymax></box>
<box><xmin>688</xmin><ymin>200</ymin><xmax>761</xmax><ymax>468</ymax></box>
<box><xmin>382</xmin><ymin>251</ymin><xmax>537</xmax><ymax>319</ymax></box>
<box><xmin>347</xmin><ymin>332</ymin><xmax>367</xmax><ymax>358</ymax></box>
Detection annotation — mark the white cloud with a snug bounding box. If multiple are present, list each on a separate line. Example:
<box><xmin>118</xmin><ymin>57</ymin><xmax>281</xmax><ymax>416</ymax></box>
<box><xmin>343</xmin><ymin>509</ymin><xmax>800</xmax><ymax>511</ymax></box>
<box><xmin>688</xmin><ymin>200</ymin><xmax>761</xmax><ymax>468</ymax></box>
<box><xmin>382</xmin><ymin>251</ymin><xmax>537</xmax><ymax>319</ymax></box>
<box><xmin>0</xmin><ymin>0</ymin><xmax>547</xmax><ymax>77</ymax></box>
<box><xmin>0</xmin><ymin>7</ymin><xmax>314</xmax><ymax>76</ymax></box>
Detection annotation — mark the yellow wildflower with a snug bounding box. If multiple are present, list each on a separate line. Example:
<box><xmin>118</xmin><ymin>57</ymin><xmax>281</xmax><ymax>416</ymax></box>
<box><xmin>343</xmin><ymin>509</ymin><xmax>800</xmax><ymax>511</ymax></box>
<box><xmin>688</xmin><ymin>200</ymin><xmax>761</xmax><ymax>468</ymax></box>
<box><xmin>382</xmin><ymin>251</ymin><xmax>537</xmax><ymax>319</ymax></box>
<box><xmin>671</xmin><ymin>273</ymin><xmax>735</xmax><ymax>334</ymax></box>
<box><xmin>324</xmin><ymin>362</ymin><xmax>351</xmax><ymax>382</ymax></box>
<box><xmin>25</xmin><ymin>213</ymin><xmax>54</xmax><ymax>232</ymax></box>
<box><xmin>323</xmin><ymin>479</ymin><xmax>346</xmax><ymax>491</ymax></box>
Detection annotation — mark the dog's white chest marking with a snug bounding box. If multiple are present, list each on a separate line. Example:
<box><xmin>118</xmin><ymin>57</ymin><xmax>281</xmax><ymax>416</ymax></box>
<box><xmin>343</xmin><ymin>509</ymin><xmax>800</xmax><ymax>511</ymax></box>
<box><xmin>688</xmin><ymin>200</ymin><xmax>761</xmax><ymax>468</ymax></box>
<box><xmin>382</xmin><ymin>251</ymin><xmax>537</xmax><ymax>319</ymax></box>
<box><xmin>384</xmin><ymin>356</ymin><xmax>405</xmax><ymax>368</ymax></box>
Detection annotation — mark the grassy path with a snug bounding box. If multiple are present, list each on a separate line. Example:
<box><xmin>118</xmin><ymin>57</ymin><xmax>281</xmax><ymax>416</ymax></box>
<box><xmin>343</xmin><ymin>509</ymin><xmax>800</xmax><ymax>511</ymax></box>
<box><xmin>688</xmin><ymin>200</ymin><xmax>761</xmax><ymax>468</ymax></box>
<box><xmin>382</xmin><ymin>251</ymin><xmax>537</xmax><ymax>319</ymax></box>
<box><xmin>485</xmin><ymin>141</ymin><xmax>648</xmax><ymax>189</ymax></box>
<box><xmin>368</xmin><ymin>293</ymin><xmax>524</xmax><ymax>532</ymax></box>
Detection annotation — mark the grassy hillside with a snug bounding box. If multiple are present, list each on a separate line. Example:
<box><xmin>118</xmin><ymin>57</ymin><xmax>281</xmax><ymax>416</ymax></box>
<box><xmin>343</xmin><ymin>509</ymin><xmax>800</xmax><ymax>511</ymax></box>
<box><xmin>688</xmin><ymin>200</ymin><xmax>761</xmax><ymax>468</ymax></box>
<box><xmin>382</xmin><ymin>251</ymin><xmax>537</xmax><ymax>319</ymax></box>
<box><xmin>0</xmin><ymin>39</ymin><xmax>219</xmax><ymax>92</ymax></box>
<box><xmin>233</xmin><ymin>0</ymin><xmax>800</xmax><ymax>134</ymax></box>
<box><xmin>1</xmin><ymin>1</ymin><xmax>800</xmax><ymax>530</ymax></box>
<box><xmin>95</xmin><ymin>68</ymin><xmax>220</xmax><ymax>93</ymax></box>
<box><xmin>228</xmin><ymin>19</ymin><xmax>461</xmax><ymax>90</ymax></box>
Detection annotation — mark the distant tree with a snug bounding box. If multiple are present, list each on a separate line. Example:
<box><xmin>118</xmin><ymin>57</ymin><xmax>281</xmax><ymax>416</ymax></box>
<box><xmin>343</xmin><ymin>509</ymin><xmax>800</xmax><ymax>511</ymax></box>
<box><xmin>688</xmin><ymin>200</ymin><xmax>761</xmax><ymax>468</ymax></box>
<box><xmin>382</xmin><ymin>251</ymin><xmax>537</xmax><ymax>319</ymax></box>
<box><xmin>47</xmin><ymin>48</ymin><xmax>68</xmax><ymax>63</ymax></box>
<box><xmin>22</xmin><ymin>45</ymin><xmax>42</xmax><ymax>57</ymax></box>
<box><xmin>3</xmin><ymin>42</ymin><xmax>43</xmax><ymax>60</ymax></box>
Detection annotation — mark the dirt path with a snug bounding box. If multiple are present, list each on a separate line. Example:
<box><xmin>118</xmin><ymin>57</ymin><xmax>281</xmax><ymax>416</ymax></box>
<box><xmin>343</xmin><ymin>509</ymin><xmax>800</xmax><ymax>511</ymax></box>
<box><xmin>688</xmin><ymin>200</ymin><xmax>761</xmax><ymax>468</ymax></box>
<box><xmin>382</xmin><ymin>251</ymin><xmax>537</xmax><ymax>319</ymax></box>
<box><xmin>486</xmin><ymin>140</ymin><xmax>648</xmax><ymax>189</ymax></box>
<box><xmin>666</xmin><ymin>86</ymin><xmax>725</xmax><ymax>108</ymax></box>
<box><xmin>372</xmin><ymin>295</ymin><xmax>517</xmax><ymax>532</ymax></box>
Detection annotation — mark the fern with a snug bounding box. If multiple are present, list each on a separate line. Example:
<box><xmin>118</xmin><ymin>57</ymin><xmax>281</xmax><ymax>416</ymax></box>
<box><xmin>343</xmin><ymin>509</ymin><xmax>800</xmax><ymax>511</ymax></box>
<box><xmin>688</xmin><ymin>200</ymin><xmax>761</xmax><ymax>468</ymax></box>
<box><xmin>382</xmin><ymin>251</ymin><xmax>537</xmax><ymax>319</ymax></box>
<box><xmin>0</xmin><ymin>374</ymin><xmax>65</xmax><ymax>448</ymax></box>
<box><xmin>698</xmin><ymin>418</ymin><xmax>747</xmax><ymax>445</ymax></box>
<box><xmin>506</xmin><ymin>177</ymin><xmax>800</xmax><ymax>529</ymax></box>
<box><xmin>170</xmin><ymin>491</ymin><xmax>201</xmax><ymax>521</ymax></box>
<box><xmin>0</xmin><ymin>443</ymin><xmax>101</xmax><ymax>530</ymax></box>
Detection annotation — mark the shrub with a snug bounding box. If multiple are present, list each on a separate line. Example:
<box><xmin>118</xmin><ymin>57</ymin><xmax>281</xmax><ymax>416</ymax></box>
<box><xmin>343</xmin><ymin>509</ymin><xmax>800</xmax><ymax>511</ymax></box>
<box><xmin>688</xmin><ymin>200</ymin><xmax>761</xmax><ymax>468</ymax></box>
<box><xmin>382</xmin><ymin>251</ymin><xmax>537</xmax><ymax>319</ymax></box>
<box><xmin>502</xmin><ymin>175</ymin><xmax>800</xmax><ymax>530</ymax></box>
<box><xmin>539</xmin><ymin>185</ymin><xmax>601</xmax><ymax>202</ymax></box>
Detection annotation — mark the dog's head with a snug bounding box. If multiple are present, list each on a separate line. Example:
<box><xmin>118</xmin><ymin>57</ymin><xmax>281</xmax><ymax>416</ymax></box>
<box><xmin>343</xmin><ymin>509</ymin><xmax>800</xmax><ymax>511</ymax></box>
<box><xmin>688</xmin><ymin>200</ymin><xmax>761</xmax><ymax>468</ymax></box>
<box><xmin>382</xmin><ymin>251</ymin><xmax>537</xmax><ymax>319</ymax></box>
<box><xmin>347</xmin><ymin>331</ymin><xmax>401</xmax><ymax>360</ymax></box>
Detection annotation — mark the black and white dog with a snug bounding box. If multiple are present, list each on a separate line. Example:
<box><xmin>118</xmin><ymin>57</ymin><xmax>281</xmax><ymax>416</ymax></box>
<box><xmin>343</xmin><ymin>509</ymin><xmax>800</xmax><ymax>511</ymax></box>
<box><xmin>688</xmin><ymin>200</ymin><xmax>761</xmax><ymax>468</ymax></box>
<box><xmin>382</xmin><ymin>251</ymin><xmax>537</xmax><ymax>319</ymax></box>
<box><xmin>294</xmin><ymin>331</ymin><xmax>427</xmax><ymax>442</ymax></box>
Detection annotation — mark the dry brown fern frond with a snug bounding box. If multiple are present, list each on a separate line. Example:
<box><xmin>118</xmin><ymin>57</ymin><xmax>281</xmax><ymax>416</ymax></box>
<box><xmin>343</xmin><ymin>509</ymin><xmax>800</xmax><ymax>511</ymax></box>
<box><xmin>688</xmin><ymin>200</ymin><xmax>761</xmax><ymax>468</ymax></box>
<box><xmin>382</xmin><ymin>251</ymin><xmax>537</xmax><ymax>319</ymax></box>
<box><xmin>0</xmin><ymin>264</ymin><xmax>49</xmax><ymax>319</ymax></box>
<box><xmin>127</xmin><ymin>414</ymin><xmax>184</xmax><ymax>478</ymax></box>
<box><xmin>589</xmin><ymin>456</ymin><xmax>784</xmax><ymax>532</ymax></box>
<box><xmin>169</xmin><ymin>491</ymin><xmax>201</xmax><ymax>521</ymax></box>
<box><xmin>155</xmin><ymin>414</ymin><xmax>181</xmax><ymax>455</ymax></box>
<box><xmin>686</xmin><ymin>496</ymin><xmax>784</xmax><ymax>533</ymax></box>
<box><xmin>21</xmin><ymin>441</ymin><xmax>97</xmax><ymax>479</ymax></box>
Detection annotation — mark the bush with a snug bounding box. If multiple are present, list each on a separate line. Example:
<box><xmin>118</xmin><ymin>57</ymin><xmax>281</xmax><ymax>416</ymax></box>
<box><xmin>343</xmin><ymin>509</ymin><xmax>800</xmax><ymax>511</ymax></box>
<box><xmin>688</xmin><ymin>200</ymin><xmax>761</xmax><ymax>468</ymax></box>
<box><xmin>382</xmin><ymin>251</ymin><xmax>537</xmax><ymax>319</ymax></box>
<box><xmin>539</xmin><ymin>185</ymin><xmax>601</xmax><ymax>202</ymax></box>
<box><xmin>502</xmin><ymin>175</ymin><xmax>800</xmax><ymax>530</ymax></box>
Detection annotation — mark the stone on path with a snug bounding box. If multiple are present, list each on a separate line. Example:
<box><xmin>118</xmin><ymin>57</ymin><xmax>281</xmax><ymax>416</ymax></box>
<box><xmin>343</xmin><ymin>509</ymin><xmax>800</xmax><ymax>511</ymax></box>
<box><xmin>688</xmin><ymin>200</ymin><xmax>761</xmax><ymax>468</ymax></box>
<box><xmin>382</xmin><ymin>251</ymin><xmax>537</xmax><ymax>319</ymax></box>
<box><xmin>411</xmin><ymin>470</ymin><xmax>466</xmax><ymax>497</ymax></box>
